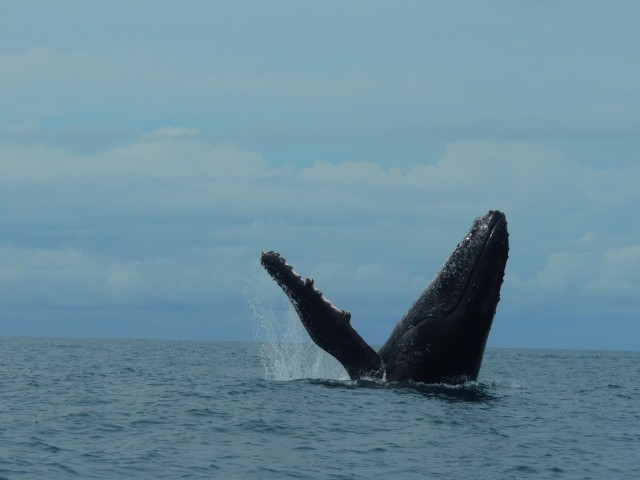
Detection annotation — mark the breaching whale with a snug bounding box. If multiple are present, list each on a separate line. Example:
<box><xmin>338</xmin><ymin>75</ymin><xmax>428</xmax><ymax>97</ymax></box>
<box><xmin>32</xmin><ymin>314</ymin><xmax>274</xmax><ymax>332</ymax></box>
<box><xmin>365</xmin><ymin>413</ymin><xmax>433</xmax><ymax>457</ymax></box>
<box><xmin>260</xmin><ymin>210</ymin><xmax>509</xmax><ymax>383</ymax></box>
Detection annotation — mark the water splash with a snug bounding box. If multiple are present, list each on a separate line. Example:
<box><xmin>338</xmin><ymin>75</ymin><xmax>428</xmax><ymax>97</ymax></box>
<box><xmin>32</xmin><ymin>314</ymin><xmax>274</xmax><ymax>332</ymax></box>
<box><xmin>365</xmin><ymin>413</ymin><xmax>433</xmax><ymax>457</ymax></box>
<box><xmin>248</xmin><ymin>260</ymin><xmax>347</xmax><ymax>381</ymax></box>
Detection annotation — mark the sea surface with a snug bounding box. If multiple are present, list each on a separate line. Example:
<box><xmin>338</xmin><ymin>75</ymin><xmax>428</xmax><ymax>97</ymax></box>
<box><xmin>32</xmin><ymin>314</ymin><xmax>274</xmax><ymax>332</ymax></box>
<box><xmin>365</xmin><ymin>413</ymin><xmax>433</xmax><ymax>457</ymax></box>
<box><xmin>1</xmin><ymin>336</ymin><xmax>638</xmax><ymax>479</ymax></box>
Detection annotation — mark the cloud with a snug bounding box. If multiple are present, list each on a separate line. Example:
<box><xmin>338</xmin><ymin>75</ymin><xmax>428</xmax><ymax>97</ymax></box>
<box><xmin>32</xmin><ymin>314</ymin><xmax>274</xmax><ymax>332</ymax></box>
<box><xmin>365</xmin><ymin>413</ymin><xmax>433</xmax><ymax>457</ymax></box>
<box><xmin>0</xmin><ymin>244</ymin><xmax>101</xmax><ymax>308</ymax></box>
<box><xmin>298</xmin><ymin>142</ymin><xmax>640</xmax><ymax>330</ymax></box>
<box><xmin>4</xmin><ymin>31</ymin><xmax>638</xmax><ymax>147</ymax></box>
<box><xmin>2</xmin><ymin>2</ymin><xmax>638</xmax><ymax>348</ymax></box>
<box><xmin>0</xmin><ymin>127</ymin><xmax>267</xmax><ymax>186</ymax></box>
<box><xmin>0</xmin><ymin>47</ymin><xmax>386</xmax><ymax>132</ymax></box>
<box><xmin>1</xmin><ymin>130</ymin><xmax>639</xmax><ymax>346</ymax></box>
<box><xmin>583</xmin><ymin>245</ymin><xmax>640</xmax><ymax>300</ymax></box>
<box><xmin>300</xmin><ymin>160</ymin><xmax>400</xmax><ymax>186</ymax></box>
<box><xmin>0</xmin><ymin>242</ymin><xmax>248</xmax><ymax>309</ymax></box>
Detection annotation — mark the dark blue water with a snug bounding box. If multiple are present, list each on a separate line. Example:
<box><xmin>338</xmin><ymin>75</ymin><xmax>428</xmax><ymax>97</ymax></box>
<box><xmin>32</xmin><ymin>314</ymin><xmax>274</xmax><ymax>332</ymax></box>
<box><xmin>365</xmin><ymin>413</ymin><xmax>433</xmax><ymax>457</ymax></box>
<box><xmin>1</xmin><ymin>337</ymin><xmax>638</xmax><ymax>479</ymax></box>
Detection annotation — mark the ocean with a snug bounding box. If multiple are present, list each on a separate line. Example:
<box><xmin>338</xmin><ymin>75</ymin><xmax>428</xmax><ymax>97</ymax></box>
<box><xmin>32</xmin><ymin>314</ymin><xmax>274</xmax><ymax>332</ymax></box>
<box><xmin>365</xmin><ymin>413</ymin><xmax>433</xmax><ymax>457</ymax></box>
<box><xmin>0</xmin><ymin>336</ymin><xmax>638</xmax><ymax>479</ymax></box>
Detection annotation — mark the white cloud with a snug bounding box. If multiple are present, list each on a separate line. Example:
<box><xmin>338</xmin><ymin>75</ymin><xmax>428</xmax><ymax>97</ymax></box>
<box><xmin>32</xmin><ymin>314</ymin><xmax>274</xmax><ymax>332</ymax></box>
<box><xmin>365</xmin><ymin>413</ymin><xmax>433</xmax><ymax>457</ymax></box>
<box><xmin>583</xmin><ymin>245</ymin><xmax>640</xmax><ymax>299</ymax></box>
<box><xmin>299</xmin><ymin>140</ymin><xmax>577</xmax><ymax>192</ymax></box>
<box><xmin>0</xmin><ymin>47</ymin><xmax>388</xmax><ymax>128</ymax></box>
<box><xmin>2</xmin><ymin>1</ymin><xmax>638</xmax><ymax>346</ymax></box>
<box><xmin>300</xmin><ymin>160</ymin><xmax>400</xmax><ymax>185</ymax></box>
<box><xmin>0</xmin><ymin>242</ymin><xmax>251</xmax><ymax>311</ymax></box>
<box><xmin>0</xmin><ymin>128</ymin><xmax>268</xmax><ymax>187</ymax></box>
<box><xmin>1</xmin><ymin>131</ymin><xmax>639</xmax><ymax>345</ymax></box>
<box><xmin>0</xmin><ymin>244</ymin><xmax>101</xmax><ymax>308</ymax></box>
<box><xmin>148</xmin><ymin>126</ymin><xmax>200</xmax><ymax>138</ymax></box>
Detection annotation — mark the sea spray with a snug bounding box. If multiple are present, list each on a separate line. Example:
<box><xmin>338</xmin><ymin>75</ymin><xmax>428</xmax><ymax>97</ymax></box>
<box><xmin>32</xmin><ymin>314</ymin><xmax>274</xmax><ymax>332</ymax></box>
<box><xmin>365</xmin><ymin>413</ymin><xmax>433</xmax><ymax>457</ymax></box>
<box><xmin>248</xmin><ymin>260</ymin><xmax>347</xmax><ymax>381</ymax></box>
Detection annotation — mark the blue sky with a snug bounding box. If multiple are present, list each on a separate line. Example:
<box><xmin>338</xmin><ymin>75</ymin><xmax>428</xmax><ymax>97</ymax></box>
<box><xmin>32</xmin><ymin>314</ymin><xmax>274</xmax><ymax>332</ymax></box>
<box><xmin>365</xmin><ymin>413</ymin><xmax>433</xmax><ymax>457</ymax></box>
<box><xmin>1</xmin><ymin>2</ymin><xmax>639</xmax><ymax>350</ymax></box>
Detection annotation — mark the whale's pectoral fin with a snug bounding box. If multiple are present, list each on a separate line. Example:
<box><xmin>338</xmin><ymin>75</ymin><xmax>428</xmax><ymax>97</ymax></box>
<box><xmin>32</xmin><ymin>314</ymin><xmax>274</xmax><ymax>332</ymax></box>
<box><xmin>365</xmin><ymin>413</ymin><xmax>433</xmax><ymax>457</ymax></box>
<box><xmin>260</xmin><ymin>251</ymin><xmax>384</xmax><ymax>380</ymax></box>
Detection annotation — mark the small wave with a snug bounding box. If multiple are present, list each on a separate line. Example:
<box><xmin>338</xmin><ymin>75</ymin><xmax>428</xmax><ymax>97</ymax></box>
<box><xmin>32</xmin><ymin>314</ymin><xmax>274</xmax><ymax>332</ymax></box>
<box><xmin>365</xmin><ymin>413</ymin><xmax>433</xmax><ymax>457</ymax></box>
<box><xmin>483</xmin><ymin>377</ymin><xmax>525</xmax><ymax>389</ymax></box>
<box><xmin>304</xmin><ymin>376</ymin><xmax>498</xmax><ymax>402</ymax></box>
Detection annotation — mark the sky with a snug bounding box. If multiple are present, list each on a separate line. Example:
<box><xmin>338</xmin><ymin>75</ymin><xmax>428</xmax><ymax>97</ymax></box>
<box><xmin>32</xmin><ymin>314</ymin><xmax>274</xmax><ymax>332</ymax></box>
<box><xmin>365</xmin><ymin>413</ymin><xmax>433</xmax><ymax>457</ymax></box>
<box><xmin>1</xmin><ymin>1</ymin><xmax>639</xmax><ymax>350</ymax></box>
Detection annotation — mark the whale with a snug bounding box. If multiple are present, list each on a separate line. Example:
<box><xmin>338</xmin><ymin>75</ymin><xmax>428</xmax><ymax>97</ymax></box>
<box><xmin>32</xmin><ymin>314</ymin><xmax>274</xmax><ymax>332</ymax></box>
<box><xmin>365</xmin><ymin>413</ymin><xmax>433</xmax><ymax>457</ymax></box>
<box><xmin>260</xmin><ymin>210</ymin><xmax>509</xmax><ymax>383</ymax></box>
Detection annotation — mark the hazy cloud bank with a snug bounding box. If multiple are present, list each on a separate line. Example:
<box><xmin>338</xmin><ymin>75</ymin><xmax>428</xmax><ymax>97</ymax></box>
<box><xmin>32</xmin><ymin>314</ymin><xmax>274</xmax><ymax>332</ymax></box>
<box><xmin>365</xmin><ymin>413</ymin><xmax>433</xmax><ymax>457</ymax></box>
<box><xmin>1</xmin><ymin>129</ymin><xmax>638</xmax><ymax>348</ymax></box>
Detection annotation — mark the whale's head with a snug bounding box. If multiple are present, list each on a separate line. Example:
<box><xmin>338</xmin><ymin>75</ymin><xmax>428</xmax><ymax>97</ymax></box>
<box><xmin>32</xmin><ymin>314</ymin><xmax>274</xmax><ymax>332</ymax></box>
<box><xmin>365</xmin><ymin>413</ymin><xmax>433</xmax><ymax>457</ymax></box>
<box><xmin>379</xmin><ymin>210</ymin><xmax>509</xmax><ymax>383</ymax></box>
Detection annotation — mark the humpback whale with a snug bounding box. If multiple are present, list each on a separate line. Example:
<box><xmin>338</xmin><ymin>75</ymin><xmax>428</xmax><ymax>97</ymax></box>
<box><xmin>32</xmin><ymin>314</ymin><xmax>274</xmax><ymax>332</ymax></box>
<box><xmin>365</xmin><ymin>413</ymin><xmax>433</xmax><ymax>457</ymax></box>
<box><xmin>261</xmin><ymin>210</ymin><xmax>509</xmax><ymax>383</ymax></box>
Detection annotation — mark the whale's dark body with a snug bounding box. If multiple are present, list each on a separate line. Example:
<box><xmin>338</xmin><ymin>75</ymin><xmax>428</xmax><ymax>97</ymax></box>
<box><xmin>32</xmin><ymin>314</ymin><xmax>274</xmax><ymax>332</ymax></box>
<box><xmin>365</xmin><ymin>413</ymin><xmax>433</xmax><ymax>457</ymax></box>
<box><xmin>261</xmin><ymin>210</ymin><xmax>509</xmax><ymax>383</ymax></box>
